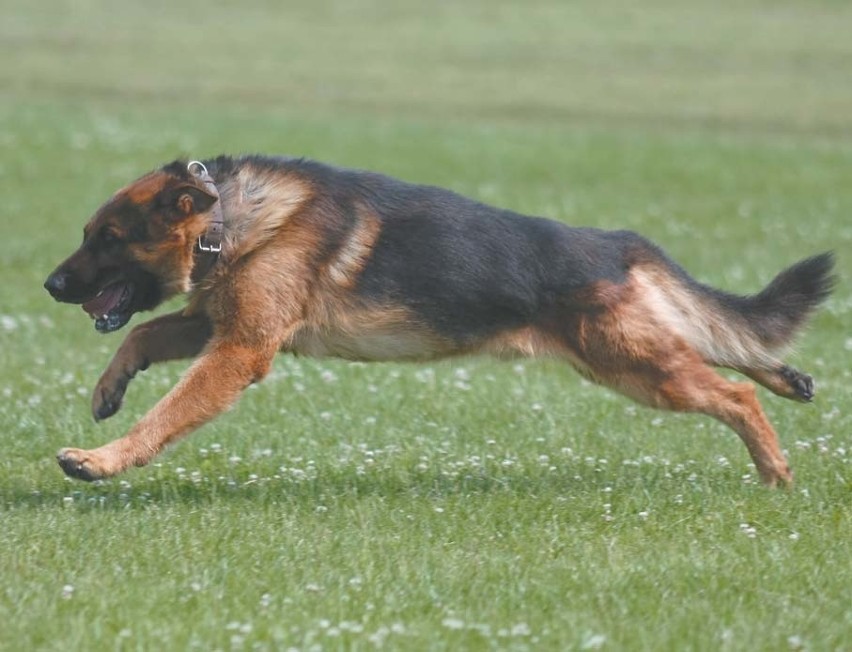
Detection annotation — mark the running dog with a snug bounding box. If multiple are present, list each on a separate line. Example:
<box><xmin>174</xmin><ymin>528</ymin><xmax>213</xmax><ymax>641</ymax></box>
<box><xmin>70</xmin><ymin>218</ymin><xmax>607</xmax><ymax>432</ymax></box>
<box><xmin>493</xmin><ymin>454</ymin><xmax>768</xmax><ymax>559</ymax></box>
<box><xmin>44</xmin><ymin>155</ymin><xmax>836</xmax><ymax>485</ymax></box>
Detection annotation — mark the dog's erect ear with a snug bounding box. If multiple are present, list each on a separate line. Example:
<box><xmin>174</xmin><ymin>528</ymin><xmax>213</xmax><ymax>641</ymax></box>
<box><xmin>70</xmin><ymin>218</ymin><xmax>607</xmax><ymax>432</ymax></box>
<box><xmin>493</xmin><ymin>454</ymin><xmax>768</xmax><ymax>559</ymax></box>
<box><xmin>168</xmin><ymin>183</ymin><xmax>219</xmax><ymax>219</ymax></box>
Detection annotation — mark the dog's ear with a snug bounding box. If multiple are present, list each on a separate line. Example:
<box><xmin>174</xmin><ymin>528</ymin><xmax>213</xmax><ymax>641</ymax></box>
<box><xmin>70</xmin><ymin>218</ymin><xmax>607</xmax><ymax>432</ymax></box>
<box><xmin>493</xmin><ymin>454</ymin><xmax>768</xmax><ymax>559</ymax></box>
<box><xmin>175</xmin><ymin>184</ymin><xmax>218</xmax><ymax>216</ymax></box>
<box><xmin>163</xmin><ymin>182</ymin><xmax>218</xmax><ymax>220</ymax></box>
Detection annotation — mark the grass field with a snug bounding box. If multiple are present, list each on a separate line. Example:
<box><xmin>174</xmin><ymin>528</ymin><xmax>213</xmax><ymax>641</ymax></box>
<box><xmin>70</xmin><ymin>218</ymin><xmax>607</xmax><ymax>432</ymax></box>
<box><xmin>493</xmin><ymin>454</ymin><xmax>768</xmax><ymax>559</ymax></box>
<box><xmin>2</xmin><ymin>1</ymin><xmax>852</xmax><ymax>650</ymax></box>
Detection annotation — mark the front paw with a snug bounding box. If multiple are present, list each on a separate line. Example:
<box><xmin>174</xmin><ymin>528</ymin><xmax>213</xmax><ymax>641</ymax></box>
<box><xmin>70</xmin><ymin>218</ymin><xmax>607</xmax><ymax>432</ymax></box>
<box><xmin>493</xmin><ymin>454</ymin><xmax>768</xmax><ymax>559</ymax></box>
<box><xmin>92</xmin><ymin>375</ymin><xmax>130</xmax><ymax>421</ymax></box>
<box><xmin>57</xmin><ymin>447</ymin><xmax>119</xmax><ymax>481</ymax></box>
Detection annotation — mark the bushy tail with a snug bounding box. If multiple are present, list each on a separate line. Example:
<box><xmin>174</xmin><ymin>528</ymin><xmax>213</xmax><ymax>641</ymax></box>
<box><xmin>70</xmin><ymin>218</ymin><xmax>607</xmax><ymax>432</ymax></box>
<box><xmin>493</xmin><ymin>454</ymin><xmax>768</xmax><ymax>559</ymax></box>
<box><xmin>729</xmin><ymin>253</ymin><xmax>836</xmax><ymax>348</ymax></box>
<box><xmin>639</xmin><ymin>250</ymin><xmax>836</xmax><ymax>370</ymax></box>
<box><xmin>696</xmin><ymin>252</ymin><xmax>836</xmax><ymax>367</ymax></box>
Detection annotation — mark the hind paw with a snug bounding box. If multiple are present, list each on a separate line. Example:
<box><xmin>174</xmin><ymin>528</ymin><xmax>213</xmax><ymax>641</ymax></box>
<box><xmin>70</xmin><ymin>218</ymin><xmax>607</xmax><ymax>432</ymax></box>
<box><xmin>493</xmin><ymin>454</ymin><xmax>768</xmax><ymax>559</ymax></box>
<box><xmin>781</xmin><ymin>366</ymin><xmax>814</xmax><ymax>402</ymax></box>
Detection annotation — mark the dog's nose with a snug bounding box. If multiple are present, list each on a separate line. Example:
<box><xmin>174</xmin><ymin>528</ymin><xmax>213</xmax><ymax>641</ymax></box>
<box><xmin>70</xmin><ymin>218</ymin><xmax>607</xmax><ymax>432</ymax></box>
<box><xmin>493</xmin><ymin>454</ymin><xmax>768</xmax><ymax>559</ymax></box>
<box><xmin>44</xmin><ymin>271</ymin><xmax>68</xmax><ymax>297</ymax></box>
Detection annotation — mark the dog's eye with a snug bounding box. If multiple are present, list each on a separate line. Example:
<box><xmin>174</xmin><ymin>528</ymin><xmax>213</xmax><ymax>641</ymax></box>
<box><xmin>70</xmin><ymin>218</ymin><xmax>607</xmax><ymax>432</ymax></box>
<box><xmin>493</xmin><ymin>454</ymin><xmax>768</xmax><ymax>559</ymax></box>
<box><xmin>100</xmin><ymin>229</ymin><xmax>122</xmax><ymax>245</ymax></box>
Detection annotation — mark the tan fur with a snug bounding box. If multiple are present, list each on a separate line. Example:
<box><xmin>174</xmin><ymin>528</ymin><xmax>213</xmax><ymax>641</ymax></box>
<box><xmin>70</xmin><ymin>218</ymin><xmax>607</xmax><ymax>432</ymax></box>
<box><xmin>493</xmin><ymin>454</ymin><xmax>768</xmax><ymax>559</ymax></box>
<box><xmin>215</xmin><ymin>163</ymin><xmax>315</xmax><ymax>261</ymax></box>
<box><xmin>289</xmin><ymin>305</ymin><xmax>452</xmax><ymax>361</ymax></box>
<box><xmin>553</xmin><ymin>279</ymin><xmax>793</xmax><ymax>485</ymax></box>
<box><xmin>326</xmin><ymin>204</ymin><xmax>382</xmax><ymax>288</ymax></box>
<box><xmin>630</xmin><ymin>267</ymin><xmax>780</xmax><ymax>369</ymax></box>
<box><xmin>131</xmin><ymin>213</ymin><xmax>209</xmax><ymax>296</ymax></box>
<box><xmin>122</xmin><ymin>172</ymin><xmax>165</xmax><ymax>205</ymax></box>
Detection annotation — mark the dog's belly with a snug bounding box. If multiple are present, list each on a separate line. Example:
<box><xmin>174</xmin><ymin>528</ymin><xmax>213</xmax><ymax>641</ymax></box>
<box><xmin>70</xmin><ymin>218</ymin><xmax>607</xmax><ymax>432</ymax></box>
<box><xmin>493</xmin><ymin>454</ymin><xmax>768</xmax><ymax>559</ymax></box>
<box><xmin>287</xmin><ymin>325</ymin><xmax>451</xmax><ymax>362</ymax></box>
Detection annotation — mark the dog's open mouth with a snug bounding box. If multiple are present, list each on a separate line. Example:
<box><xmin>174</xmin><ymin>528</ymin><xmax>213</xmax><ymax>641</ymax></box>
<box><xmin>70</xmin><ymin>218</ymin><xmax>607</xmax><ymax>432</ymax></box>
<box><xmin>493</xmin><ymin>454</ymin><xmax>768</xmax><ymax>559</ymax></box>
<box><xmin>82</xmin><ymin>282</ymin><xmax>134</xmax><ymax>333</ymax></box>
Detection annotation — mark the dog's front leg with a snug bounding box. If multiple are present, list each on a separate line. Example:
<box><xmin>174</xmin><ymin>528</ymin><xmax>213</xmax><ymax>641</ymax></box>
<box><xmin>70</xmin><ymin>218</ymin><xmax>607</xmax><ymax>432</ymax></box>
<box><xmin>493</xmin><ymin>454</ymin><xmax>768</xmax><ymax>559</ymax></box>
<box><xmin>58</xmin><ymin>339</ymin><xmax>277</xmax><ymax>481</ymax></box>
<box><xmin>93</xmin><ymin>310</ymin><xmax>213</xmax><ymax>421</ymax></box>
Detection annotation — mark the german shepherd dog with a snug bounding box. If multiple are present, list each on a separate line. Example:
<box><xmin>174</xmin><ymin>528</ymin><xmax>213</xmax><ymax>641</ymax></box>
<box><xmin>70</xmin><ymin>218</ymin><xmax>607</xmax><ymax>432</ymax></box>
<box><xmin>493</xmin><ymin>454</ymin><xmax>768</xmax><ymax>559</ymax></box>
<box><xmin>45</xmin><ymin>155</ymin><xmax>835</xmax><ymax>486</ymax></box>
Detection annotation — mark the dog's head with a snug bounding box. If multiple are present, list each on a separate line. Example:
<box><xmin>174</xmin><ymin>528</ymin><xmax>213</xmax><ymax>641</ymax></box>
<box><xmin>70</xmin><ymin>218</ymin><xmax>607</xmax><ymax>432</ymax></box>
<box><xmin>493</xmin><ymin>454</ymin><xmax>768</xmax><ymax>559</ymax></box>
<box><xmin>44</xmin><ymin>161</ymin><xmax>218</xmax><ymax>333</ymax></box>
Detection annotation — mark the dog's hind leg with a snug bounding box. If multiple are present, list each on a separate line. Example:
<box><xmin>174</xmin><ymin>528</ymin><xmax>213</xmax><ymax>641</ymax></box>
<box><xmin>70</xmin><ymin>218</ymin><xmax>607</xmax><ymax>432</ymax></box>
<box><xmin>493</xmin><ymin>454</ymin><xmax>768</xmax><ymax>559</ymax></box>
<box><xmin>92</xmin><ymin>310</ymin><xmax>213</xmax><ymax>421</ymax></box>
<box><xmin>578</xmin><ymin>343</ymin><xmax>793</xmax><ymax>486</ymax></box>
<box><xmin>560</xmin><ymin>288</ymin><xmax>794</xmax><ymax>486</ymax></box>
<box><xmin>652</xmin><ymin>359</ymin><xmax>792</xmax><ymax>486</ymax></box>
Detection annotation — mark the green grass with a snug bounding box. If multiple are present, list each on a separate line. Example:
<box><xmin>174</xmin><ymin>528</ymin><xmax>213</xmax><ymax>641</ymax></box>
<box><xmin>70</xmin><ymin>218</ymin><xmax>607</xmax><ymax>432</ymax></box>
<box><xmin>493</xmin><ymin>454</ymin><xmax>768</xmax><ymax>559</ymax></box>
<box><xmin>2</xmin><ymin>1</ymin><xmax>852</xmax><ymax>650</ymax></box>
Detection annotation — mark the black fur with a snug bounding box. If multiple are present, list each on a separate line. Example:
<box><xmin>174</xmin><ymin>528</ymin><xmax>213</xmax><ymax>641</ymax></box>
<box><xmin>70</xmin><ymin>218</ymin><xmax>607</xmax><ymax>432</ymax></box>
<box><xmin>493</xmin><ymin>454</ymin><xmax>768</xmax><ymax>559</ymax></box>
<box><xmin>205</xmin><ymin>155</ymin><xmax>837</xmax><ymax>351</ymax></box>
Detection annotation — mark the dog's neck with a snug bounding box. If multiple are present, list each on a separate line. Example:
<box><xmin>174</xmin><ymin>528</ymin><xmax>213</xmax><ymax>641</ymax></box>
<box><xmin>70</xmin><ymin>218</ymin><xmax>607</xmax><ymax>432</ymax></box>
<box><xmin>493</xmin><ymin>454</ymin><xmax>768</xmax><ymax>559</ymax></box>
<box><xmin>191</xmin><ymin>235</ymin><xmax>221</xmax><ymax>284</ymax></box>
<box><xmin>189</xmin><ymin>162</ymin><xmax>225</xmax><ymax>284</ymax></box>
<box><xmin>188</xmin><ymin>157</ymin><xmax>316</xmax><ymax>285</ymax></box>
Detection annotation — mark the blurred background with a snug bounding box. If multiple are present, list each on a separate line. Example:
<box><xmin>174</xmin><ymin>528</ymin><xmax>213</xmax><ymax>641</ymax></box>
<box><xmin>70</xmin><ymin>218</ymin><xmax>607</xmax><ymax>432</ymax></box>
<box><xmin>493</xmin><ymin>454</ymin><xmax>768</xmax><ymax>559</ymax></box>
<box><xmin>6</xmin><ymin>1</ymin><xmax>852</xmax><ymax>131</ymax></box>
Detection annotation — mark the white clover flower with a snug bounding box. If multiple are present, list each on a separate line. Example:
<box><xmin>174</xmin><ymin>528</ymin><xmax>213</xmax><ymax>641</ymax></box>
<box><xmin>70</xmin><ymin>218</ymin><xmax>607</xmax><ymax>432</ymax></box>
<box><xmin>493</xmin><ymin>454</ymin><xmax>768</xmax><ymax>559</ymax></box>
<box><xmin>511</xmin><ymin>623</ymin><xmax>531</xmax><ymax>636</ymax></box>
<box><xmin>581</xmin><ymin>633</ymin><xmax>606</xmax><ymax>649</ymax></box>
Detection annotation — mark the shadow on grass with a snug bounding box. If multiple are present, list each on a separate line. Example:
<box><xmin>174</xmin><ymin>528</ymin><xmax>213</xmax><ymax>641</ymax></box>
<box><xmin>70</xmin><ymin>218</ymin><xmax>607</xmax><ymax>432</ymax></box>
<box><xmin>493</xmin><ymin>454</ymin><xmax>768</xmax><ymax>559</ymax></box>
<box><xmin>2</xmin><ymin>461</ymin><xmax>744</xmax><ymax>512</ymax></box>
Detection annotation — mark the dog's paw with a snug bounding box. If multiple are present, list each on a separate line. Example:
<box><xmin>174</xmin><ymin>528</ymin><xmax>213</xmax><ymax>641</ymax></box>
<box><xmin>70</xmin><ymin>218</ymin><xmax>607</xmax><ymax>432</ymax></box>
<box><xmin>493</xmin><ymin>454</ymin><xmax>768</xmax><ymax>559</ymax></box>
<box><xmin>56</xmin><ymin>447</ymin><xmax>114</xmax><ymax>482</ymax></box>
<box><xmin>780</xmin><ymin>366</ymin><xmax>814</xmax><ymax>402</ymax></box>
<box><xmin>755</xmin><ymin>456</ymin><xmax>794</xmax><ymax>488</ymax></box>
<box><xmin>92</xmin><ymin>377</ymin><xmax>129</xmax><ymax>422</ymax></box>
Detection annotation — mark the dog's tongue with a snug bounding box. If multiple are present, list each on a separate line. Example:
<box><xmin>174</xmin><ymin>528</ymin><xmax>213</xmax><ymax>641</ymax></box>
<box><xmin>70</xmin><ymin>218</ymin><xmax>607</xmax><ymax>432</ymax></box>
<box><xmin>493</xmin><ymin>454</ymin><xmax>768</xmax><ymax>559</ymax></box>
<box><xmin>82</xmin><ymin>283</ymin><xmax>125</xmax><ymax>318</ymax></box>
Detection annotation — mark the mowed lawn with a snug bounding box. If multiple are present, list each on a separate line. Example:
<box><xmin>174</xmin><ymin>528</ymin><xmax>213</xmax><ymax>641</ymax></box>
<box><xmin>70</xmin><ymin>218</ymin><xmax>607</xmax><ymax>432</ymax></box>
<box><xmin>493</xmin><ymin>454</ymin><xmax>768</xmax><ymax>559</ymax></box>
<box><xmin>2</xmin><ymin>1</ymin><xmax>852</xmax><ymax>650</ymax></box>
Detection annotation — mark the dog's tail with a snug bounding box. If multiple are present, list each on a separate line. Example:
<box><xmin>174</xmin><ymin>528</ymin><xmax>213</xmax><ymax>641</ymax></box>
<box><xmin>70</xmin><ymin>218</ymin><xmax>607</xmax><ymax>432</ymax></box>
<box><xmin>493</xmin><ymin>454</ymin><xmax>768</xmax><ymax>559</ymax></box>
<box><xmin>642</xmin><ymin>252</ymin><xmax>836</xmax><ymax>370</ymax></box>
